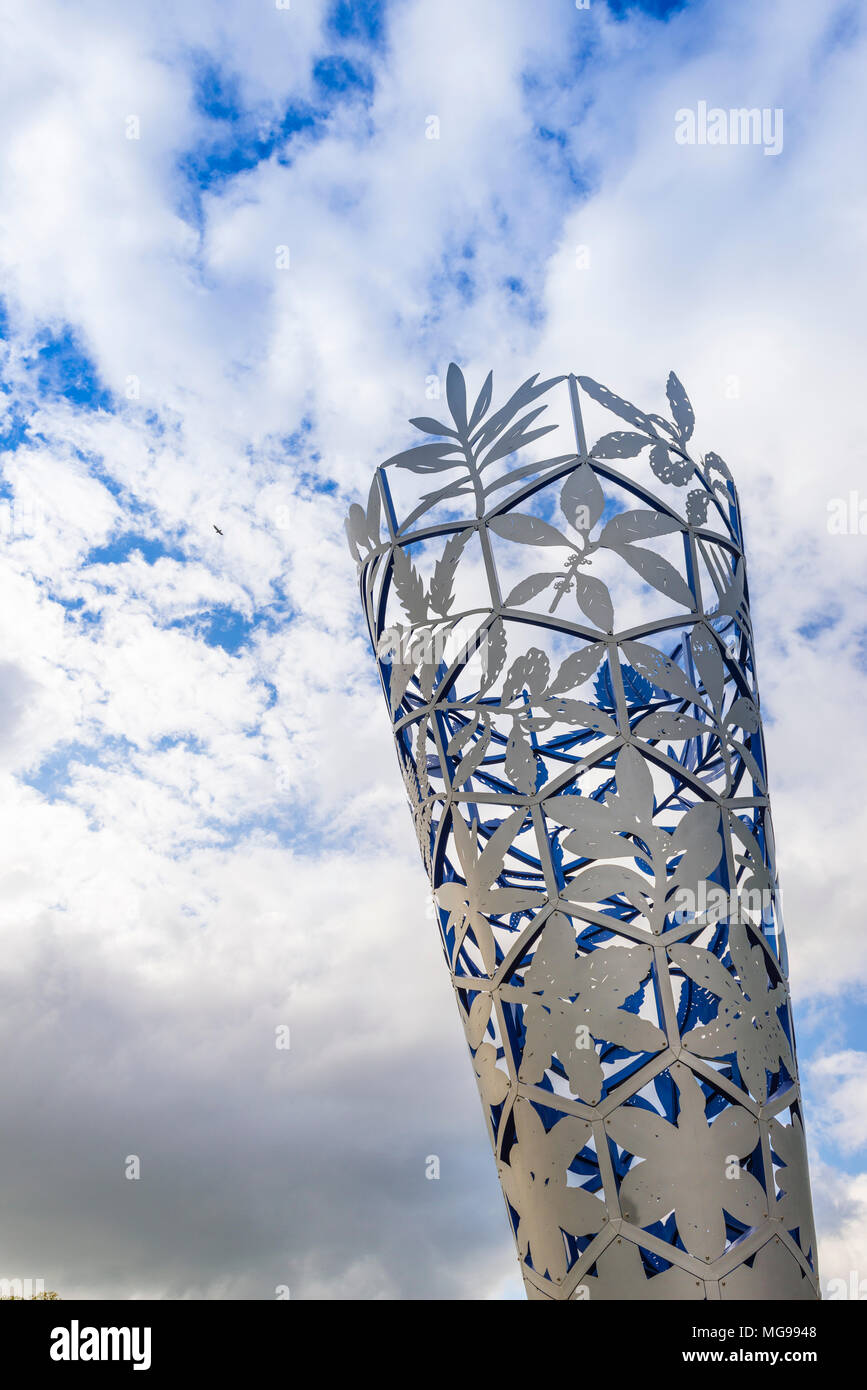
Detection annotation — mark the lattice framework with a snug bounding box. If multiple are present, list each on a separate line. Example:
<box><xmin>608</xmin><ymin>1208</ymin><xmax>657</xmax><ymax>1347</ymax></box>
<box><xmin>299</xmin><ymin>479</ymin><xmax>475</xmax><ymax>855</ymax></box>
<box><xmin>347</xmin><ymin>367</ymin><xmax>817</xmax><ymax>1301</ymax></box>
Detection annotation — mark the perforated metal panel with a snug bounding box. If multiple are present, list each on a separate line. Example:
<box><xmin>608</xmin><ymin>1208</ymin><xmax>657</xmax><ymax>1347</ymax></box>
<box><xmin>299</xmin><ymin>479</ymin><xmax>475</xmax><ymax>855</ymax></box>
<box><xmin>347</xmin><ymin>367</ymin><xmax>818</xmax><ymax>1301</ymax></box>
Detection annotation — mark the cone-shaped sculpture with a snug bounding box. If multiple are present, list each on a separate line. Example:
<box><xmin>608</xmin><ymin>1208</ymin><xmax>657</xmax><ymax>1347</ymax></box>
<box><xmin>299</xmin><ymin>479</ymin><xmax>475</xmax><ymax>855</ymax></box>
<box><xmin>347</xmin><ymin>366</ymin><xmax>817</xmax><ymax>1301</ymax></box>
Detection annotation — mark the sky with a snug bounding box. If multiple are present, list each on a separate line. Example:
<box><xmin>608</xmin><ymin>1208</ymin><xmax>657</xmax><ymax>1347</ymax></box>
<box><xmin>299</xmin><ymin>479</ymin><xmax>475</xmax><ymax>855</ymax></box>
<box><xmin>0</xmin><ymin>0</ymin><xmax>864</xmax><ymax>1300</ymax></box>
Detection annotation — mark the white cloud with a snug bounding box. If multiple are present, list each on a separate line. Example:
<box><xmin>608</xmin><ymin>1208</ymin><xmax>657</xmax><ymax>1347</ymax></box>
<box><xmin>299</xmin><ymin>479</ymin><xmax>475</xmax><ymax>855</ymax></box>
<box><xmin>808</xmin><ymin>1053</ymin><xmax>867</xmax><ymax>1155</ymax></box>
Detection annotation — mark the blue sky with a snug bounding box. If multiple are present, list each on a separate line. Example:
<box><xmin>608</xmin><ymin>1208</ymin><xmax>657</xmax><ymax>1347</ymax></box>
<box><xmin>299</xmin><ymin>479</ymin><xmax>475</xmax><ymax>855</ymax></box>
<box><xmin>0</xmin><ymin>0</ymin><xmax>865</xmax><ymax>1299</ymax></box>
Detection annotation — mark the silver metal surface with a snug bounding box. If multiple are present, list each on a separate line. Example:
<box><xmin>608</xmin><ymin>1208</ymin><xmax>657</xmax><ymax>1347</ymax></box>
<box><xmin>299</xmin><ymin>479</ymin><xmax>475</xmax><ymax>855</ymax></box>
<box><xmin>347</xmin><ymin>367</ymin><xmax>818</xmax><ymax>1300</ymax></box>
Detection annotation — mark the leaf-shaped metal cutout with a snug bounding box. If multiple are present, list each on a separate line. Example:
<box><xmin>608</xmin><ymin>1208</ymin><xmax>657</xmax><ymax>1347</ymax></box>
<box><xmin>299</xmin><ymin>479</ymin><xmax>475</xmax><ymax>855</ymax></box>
<box><xmin>499</xmin><ymin>1102</ymin><xmax>605</xmax><ymax>1280</ymax></box>
<box><xmin>503</xmin><ymin>571</ymin><xmax>560</xmax><ymax>607</ymax></box>
<box><xmin>705</xmin><ymin>450</ymin><xmax>733</xmax><ymax>482</ymax></box>
<box><xmin>464</xmin><ymin>991</ymin><xmax>493</xmax><ymax>1049</ymax></box>
<box><xmin>690</xmin><ymin>626</ymin><xmax>726</xmax><ymax>710</ymax></box>
<box><xmin>346</xmin><ymin>502</ymin><xmax>370</xmax><ymax>556</ymax></box>
<box><xmin>548</xmin><ymin>794</ymin><xmax>632</xmax><ymax>858</ymax></box>
<box><xmin>428</xmin><ymin>528</ymin><xmax>471</xmax><ymax>617</ymax></box>
<box><xmin>592</xmin><ymin>431</ymin><xmax>650</xmax><ymax>459</ymax></box>
<box><xmin>521</xmin><ymin>933</ymin><xmax>664</xmax><ymax>1102</ymax></box>
<box><xmin>616</xmin><ymin>545</ymin><xmax>694</xmax><ymax>608</ymax></box>
<box><xmin>479</xmin><ymin>617</ymin><xmax>507</xmax><ymax>694</ymax></box>
<box><xmin>560</xmin><ymin>464</ymin><xmax>605</xmax><ymax>533</ymax></box>
<box><xmin>666</xmin><ymin>372</ymin><xmax>695</xmax><ymax>442</ymax></box>
<box><xmin>599</xmin><ymin>510</ymin><xmax>681</xmax><ymax>547</ymax></box>
<box><xmin>446</xmin><ymin>712</ymin><xmax>480</xmax><ymax>759</ymax></box>
<box><xmin>471</xmin><ymin>372</ymin><xmax>564</xmax><ymax>451</ymax></box>
<box><xmin>546</xmin><ymin>642</ymin><xmax>606</xmax><ymax>695</ymax></box>
<box><xmin>635</xmin><ymin>711</ymin><xmax>708</xmax><ymax>741</ymax></box>
<box><xmin>488</xmin><ymin>513</ymin><xmax>571</xmax><ymax>547</ymax></box>
<box><xmin>391</xmin><ymin>545</ymin><xmax>427</xmax><ymax>623</ymax></box>
<box><xmin>446</xmin><ymin>362</ymin><xmax>468</xmax><ymax>436</ymax></box>
<box><xmin>502</xmin><ymin>648</ymin><xmax>550</xmax><ymax>702</ymax></box>
<box><xmin>686</xmin><ymin>488</ymin><xmax>711</xmax><ymax>527</ymax></box>
<box><xmin>467</xmin><ymin>370</ymin><xmax>494</xmax><ymax>435</ymax></box>
<box><xmin>408</xmin><ymin>415</ymin><xmax>458</xmax><ymax>438</ymax></box>
<box><xmin>607</xmin><ymin>1068</ymin><xmax>766</xmax><ymax>1261</ymax></box>
<box><xmin>540</xmin><ymin>697</ymin><xmax>617</xmax><ymax>733</ymax></box>
<box><xmin>620</xmin><ymin>640</ymin><xmax>704</xmax><ymax>705</ymax></box>
<box><xmin>387</xmin><ymin>441</ymin><xmax>464</xmax><ymax>473</ymax></box>
<box><xmin>451</xmin><ymin>714</ymin><xmax>492</xmax><ymax>788</ymax></box>
<box><xmin>505</xmin><ymin>718</ymin><xmax>537</xmax><ymax>794</ymax></box>
<box><xmin>769</xmin><ymin>1113</ymin><xmax>816</xmax><ymax>1259</ymax></box>
<box><xmin>726</xmin><ymin>696</ymin><xmax>760</xmax><ymax>734</ymax></box>
<box><xmin>576</xmin><ymin>376</ymin><xmax>651</xmax><ymax>431</ymax></box>
<box><xmin>573</xmin><ymin>571</ymin><xmax>613</xmax><ymax>630</ymax></box>
<box><xmin>649</xmin><ymin>441</ymin><xmax>692</xmax><ymax>486</ymax></box>
<box><xmin>563</xmin><ymin>866</ymin><xmax>653</xmax><ymax>917</ymax></box>
<box><xmin>613</xmin><ymin>744</ymin><xmax>655</xmax><ymax>821</ymax></box>
<box><xmin>473</xmin><ymin>1042</ymin><xmax>511</xmax><ymax>1109</ymax></box>
<box><xmin>365</xmin><ymin>476</ymin><xmax>382</xmax><ymax>546</ymax></box>
<box><xmin>479</xmin><ymin>406</ymin><xmax>553</xmax><ymax>470</ymax></box>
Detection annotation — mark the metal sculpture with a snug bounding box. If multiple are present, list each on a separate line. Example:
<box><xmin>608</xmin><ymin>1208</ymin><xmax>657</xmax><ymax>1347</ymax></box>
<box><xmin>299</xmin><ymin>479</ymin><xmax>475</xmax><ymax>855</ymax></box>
<box><xmin>346</xmin><ymin>366</ymin><xmax>817</xmax><ymax>1301</ymax></box>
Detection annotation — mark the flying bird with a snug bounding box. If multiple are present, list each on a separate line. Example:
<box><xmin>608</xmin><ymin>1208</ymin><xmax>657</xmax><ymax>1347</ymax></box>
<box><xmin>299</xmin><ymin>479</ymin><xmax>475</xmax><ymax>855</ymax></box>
<box><xmin>213</xmin><ymin>525</ymin><xmax>223</xmax><ymax>536</ymax></box>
